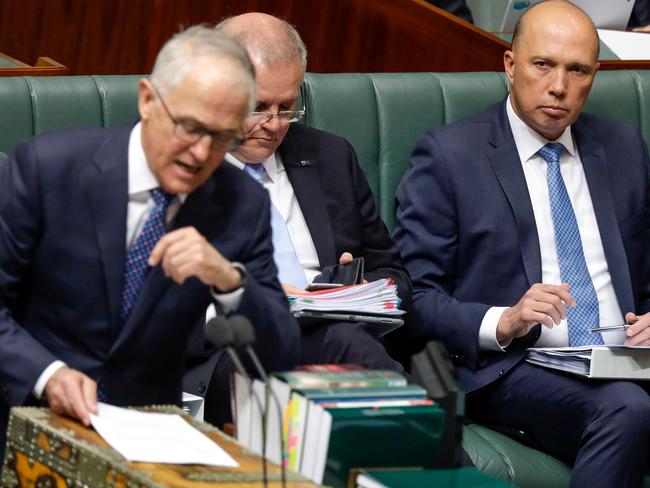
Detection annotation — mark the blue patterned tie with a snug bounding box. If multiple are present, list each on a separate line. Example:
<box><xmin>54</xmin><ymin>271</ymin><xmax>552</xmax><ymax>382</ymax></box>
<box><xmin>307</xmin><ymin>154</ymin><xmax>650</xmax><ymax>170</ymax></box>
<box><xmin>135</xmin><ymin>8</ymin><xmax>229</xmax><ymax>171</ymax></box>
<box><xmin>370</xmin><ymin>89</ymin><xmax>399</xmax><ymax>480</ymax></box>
<box><xmin>120</xmin><ymin>188</ymin><xmax>174</xmax><ymax>322</ymax></box>
<box><xmin>538</xmin><ymin>143</ymin><xmax>603</xmax><ymax>346</ymax></box>
<box><xmin>244</xmin><ymin>164</ymin><xmax>307</xmax><ymax>288</ymax></box>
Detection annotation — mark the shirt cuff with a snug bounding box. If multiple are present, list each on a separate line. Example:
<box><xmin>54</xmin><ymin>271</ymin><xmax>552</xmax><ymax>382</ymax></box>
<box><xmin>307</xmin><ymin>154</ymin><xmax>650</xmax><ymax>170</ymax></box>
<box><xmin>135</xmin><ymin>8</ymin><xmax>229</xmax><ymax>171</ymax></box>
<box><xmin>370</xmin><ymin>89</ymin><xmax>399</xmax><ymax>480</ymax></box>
<box><xmin>479</xmin><ymin>306</ymin><xmax>512</xmax><ymax>352</ymax></box>
<box><xmin>210</xmin><ymin>262</ymin><xmax>246</xmax><ymax>314</ymax></box>
<box><xmin>33</xmin><ymin>360</ymin><xmax>67</xmax><ymax>399</ymax></box>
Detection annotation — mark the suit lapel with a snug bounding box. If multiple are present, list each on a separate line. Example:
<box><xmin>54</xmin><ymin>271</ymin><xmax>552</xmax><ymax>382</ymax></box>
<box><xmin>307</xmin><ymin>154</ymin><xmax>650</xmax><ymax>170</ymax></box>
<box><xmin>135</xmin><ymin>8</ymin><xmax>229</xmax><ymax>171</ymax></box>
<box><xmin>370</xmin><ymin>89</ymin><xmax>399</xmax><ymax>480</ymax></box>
<box><xmin>112</xmin><ymin>174</ymin><xmax>222</xmax><ymax>351</ymax></box>
<box><xmin>574</xmin><ymin>119</ymin><xmax>635</xmax><ymax>314</ymax></box>
<box><xmin>486</xmin><ymin>103</ymin><xmax>542</xmax><ymax>286</ymax></box>
<box><xmin>279</xmin><ymin>126</ymin><xmax>337</xmax><ymax>266</ymax></box>
<box><xmin>86</xmin><ymin>128</ymin><xmax>129</xmax><ymax>333</ymax></box>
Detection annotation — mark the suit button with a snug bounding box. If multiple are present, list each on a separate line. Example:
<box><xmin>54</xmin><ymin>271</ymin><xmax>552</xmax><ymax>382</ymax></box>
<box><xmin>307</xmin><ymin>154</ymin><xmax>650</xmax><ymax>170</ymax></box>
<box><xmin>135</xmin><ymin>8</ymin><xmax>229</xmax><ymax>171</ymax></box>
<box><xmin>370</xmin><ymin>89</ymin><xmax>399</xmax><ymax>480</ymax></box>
<box><xmin>198</xmin><ymin>382</ymin><xmax>206</xmax><ymax>394</ymax></box>
<box><xmin>498</xmin><ymin>369</ymin><xmax>505</xmax><ymax>376</ymax></box>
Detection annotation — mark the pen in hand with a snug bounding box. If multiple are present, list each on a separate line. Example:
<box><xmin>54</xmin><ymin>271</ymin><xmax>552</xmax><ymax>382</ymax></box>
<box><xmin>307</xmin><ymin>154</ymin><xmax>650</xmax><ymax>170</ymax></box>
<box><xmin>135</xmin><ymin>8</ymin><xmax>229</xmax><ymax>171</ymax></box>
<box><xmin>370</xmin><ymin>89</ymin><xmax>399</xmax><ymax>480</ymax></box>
<box><xmin>590</xmin><ymin>324</ymin><xmax>631</xmax><ymax>333</ymax></box>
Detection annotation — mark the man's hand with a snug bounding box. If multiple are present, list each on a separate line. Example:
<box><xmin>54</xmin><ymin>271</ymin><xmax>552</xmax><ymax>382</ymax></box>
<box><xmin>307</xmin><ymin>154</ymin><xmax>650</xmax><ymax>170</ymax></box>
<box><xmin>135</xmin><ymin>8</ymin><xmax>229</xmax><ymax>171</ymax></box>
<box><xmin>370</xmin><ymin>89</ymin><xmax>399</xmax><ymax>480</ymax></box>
<box><xmin>624</xmin><ymin>312</ymin><xmax>650</xmax><ymax>346</ymax></box>
<box><xmin>632</xmin><ymin>25</ymin><xmax>650</xmax><ymax>33</ymax></box>
<box><xmin>497</xmin><ymin>283</ymin><xmax>576</xmax><ymax>343</ymax></box>
<box><xmin>339</xmin><ymin>252</ymin><xmax>354</xmax><ymax>265</ymax></box>
<box><xmin>149</xmin><ymin>227</ymin><xmax>241</xmax><ymax>292</ymax></box>
<box><xmin>44</xmin><ymin>367</ymin><xmax>97</xmax><ymax>426</ymax></box>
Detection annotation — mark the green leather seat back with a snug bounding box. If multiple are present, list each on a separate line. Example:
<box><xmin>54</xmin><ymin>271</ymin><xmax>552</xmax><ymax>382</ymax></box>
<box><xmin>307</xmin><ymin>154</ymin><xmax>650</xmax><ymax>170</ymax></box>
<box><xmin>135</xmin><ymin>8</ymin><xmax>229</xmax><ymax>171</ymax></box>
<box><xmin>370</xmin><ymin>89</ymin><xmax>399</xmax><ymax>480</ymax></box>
<box><xmin>90</xmin><ymin>75</ymin><xmax>141</xmax><ymax>127</ymax></box>
<box><xmin>0</xmin><ymin>75</ymin><xmax>141</xmax><ymax>153</ymax></box>
<box><xmin>302</xmin><ymin>72</ymin><xmax>509</xmax><ymax>231</ymax></box>
<box><xmin>302</xmin><ymin>73</ymin><xmax>380</xmax><ymax>197</ymax></box>
<box><xmin>0</xmin><ymin>78</ymin><xmax>33</xmax><ymax>153</ymax></box>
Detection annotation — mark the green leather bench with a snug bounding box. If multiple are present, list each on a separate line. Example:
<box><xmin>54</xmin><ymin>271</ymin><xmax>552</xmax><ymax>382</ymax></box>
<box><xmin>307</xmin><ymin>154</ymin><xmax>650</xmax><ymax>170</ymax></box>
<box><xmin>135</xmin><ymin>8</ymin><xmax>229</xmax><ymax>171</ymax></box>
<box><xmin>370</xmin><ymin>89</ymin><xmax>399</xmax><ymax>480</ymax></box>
<box><xmin>2</xmin><ymin>71</ymin><xmax>650</xmax><ymax>487</ymax></box>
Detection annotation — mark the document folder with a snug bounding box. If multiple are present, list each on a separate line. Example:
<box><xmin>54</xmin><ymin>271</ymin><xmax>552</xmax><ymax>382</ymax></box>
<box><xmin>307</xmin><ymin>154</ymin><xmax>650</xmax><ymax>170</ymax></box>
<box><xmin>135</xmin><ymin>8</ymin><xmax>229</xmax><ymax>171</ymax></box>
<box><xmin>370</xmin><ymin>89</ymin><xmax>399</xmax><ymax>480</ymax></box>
<box><xmin>527</xmin><ymin>346</ymin><xmax>650</xmax><ymax>379</ymax></box>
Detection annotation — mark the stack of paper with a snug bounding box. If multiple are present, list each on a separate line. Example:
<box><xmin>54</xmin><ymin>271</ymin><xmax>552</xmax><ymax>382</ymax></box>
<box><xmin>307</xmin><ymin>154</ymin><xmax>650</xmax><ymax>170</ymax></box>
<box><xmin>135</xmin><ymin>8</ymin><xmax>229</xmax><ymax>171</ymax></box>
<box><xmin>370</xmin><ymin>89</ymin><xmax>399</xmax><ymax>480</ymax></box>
<box><xmin>288</xmin><ymin>279</ymin><xmax>404</xmax><ymax>315</ymax></box>
<box><xmin>90</xmin><ymin>403</ymin><xmax>238</xmax><ymax>467</ymax></box>
<box><xmin>527</xmin><ymin>347</ymin><xmax>592</xmax><ymax>376</ymax></box>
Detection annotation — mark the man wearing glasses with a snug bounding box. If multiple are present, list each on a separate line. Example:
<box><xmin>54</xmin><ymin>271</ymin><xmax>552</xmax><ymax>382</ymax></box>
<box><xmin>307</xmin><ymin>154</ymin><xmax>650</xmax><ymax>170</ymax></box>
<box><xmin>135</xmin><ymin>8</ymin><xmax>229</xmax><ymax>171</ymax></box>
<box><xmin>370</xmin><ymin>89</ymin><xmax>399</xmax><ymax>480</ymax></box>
<box><xmin>183</xmin><ymin>13</ymin><xmax>409</xmax><ymax>426</ymax></box>
<box><xmin>0</xmin><ymin>25</ymin><xmax>299</xmax><ymax>457</ymax></box>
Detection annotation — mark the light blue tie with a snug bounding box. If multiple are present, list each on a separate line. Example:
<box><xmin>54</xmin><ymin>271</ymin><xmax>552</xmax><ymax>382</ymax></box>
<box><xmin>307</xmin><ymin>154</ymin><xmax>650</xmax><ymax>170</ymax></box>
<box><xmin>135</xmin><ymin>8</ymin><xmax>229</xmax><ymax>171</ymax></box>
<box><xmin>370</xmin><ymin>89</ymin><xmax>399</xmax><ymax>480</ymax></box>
<box><xmin>539</xmin><ymin>143</ymin><xmax>603</xmax><ymax>346</ymax></box>
<box><xmin>244</xmin><ymin>164</ymin><xmax>307</xmax><ymax>288</ymax></box>
<box><xmin>121</xmin><ymin>187</ymin><xmax>174</xmax><ymax>323</ymax></box>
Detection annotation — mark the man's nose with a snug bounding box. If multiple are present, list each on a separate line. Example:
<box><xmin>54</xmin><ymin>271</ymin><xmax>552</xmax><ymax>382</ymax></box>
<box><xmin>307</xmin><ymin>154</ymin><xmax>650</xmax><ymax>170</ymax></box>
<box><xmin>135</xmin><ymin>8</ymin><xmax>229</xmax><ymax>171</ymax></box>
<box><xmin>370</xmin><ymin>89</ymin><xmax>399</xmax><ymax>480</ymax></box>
<box><xmin>188</xmin><ymin>133</ymin><xmax>213</xmax><ymax>161</ymax></box>
<box><xmin>548</xmin><ymin>70</ymin><xmax>568</xmax><ymax>98</ymax></box>
<box><xmin>261</xmin><ymin>114</ymin><xmax>282</xmax><ymax>132</ymax></box>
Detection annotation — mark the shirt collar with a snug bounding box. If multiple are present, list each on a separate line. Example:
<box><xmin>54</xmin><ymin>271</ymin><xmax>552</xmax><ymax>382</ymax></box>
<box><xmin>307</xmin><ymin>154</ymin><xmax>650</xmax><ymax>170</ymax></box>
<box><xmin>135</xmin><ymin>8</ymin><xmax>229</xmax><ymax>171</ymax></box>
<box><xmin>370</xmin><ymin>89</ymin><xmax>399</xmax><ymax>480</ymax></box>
<box><xmin>225</xmin><ymin>151</ymin><xmax>283</xmax><ymax>183</ymax></box>
<box><xmin>128</xmin><ymin>122</ymin><xmax>186</xmax><ymax>202</ymax></box>
<box><xmin>506</xmin><ymin>94</ymin><xmax>577</xmax><ymax>163</ymax></box>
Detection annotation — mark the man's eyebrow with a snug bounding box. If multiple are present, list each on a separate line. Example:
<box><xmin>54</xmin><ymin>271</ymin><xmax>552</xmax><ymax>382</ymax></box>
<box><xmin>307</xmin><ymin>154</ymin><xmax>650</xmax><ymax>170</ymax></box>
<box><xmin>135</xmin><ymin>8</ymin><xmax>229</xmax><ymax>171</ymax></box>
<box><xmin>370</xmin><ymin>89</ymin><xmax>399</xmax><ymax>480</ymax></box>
<box><xmin>255</xmin><ymin>98</ymin><xmax>298</xmax><ymax>108</ymax></box>
<box><xmin>175</xmin><ymin>115</ymin><xmax>239</xmax><ymax>133</ymax></box>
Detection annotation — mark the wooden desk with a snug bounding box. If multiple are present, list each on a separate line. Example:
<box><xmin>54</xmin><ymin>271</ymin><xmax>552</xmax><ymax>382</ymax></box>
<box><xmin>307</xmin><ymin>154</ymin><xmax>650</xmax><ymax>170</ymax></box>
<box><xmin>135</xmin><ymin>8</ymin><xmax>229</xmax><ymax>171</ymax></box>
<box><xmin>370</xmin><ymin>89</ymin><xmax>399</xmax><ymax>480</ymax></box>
<box><xmin>0</xmin><ymin>52</ymin><xmax>68</xmax><ymax>76</ymax></box>
<box><xmin>1</xmin><ymin>407</ymin><xmax>318</xmax><ymax>487</ymax></box>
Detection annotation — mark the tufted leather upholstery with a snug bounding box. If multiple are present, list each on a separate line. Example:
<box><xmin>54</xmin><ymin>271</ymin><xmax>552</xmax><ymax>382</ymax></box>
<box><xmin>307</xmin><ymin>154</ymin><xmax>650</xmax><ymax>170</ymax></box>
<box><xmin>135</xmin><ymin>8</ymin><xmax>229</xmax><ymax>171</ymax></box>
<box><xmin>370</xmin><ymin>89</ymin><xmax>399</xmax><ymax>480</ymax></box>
<box><xmin>2</xmin><ymin>71</ymin><xmax>650</xmax><ymax>487</ymax></box>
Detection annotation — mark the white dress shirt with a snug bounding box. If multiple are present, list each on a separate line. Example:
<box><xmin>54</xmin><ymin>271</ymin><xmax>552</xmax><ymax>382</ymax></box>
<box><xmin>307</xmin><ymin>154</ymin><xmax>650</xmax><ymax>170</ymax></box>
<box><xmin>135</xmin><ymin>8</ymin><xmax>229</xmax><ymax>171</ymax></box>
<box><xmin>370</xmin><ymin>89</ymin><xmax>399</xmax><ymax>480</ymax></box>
<box><xmin>34</xmin><ymin>123</ymin><xmax>243</xmax><ymax>397</ymax></box>
<box><xmin>478</xmin><ymin>97</ymin><xmax>625</xmax><ymax>351</ymax></box>
<box><xmin>226</xmin><ymin>152</ymin><xmax>321</xmax><ymax>283</ymax></box>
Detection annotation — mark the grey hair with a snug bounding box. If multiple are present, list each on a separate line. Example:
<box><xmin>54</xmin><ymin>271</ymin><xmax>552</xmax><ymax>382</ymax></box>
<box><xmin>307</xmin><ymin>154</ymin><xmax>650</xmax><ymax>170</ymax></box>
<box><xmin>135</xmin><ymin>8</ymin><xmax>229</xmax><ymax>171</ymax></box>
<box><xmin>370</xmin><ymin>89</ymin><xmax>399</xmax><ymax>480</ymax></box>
<box><xmin>215</xmin><ymin>16</ymin><xmax>307</xmax><ymax>72</ymax></box>
<box><xmin>151</xmin><ymin>24</ymin><xmax>256</xmax><ymax>111</ymax></box>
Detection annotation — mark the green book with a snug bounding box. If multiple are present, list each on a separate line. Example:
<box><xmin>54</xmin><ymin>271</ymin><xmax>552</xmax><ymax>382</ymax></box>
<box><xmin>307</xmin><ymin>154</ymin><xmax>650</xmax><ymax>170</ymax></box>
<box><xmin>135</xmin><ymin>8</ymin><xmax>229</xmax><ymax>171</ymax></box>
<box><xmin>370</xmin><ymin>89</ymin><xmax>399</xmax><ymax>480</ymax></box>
<box><xmin>273</xmin><ymin>369</ymin><xmax>407</xmax><ymax>389</ymax></box>
<box><xmin>320</xmin><ymin>404</ymin><xmax>445</xmax><ymax>488</ymax></box>
<box><xmin>298</xmin><ymin>384</ymin><xmax>427</xmax><ymax>402</ymax></box>
<box><xmin>356</xmin><ymin>467</ymin><xmax>513</xmax><ymax>488</ymax></box>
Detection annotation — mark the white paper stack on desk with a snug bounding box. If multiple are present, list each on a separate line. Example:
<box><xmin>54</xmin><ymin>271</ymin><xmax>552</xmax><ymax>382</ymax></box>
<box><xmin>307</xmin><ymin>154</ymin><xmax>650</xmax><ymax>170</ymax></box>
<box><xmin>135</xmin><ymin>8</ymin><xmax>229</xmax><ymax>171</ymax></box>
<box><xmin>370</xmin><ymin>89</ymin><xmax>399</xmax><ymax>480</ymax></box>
<box><xmin>527</xmin><ymin>345</ymin><xmax>650</xmax><ymax>379</ymax></box>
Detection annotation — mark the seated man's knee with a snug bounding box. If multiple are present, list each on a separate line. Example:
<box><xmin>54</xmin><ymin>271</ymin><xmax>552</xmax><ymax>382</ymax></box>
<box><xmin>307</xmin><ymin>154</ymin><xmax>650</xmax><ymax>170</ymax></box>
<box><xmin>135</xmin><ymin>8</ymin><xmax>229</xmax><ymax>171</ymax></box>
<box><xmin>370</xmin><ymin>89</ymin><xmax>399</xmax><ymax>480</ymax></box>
<box><xmin>588</xmin><ymin>382</ymin><xmax>650</xmax><ymax>435</ymax></box>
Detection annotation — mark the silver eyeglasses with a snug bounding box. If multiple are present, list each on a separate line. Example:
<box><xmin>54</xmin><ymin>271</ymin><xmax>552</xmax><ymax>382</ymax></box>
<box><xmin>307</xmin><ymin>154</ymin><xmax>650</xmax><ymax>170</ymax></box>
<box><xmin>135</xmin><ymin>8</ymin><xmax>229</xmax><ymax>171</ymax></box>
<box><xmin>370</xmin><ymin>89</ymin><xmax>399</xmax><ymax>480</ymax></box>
<box><xmin>152</xmin><ymin>83</ymin><xmax>244</xmax><ymax>151</ymax></box>
<box><xmin>246</xmin><ymin>107</ymin><xmax>306</xmax><ymax>126</ymax></box>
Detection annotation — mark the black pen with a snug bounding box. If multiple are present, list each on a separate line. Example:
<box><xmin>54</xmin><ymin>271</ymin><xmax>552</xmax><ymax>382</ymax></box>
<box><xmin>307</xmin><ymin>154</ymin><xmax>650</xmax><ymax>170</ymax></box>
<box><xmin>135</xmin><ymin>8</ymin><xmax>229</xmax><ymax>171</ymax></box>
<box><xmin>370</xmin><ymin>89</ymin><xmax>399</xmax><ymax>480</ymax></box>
<box><xmin>590</xmin><ymin>324</ymin><xmax>631</xmax><ymax>333</ymax></box>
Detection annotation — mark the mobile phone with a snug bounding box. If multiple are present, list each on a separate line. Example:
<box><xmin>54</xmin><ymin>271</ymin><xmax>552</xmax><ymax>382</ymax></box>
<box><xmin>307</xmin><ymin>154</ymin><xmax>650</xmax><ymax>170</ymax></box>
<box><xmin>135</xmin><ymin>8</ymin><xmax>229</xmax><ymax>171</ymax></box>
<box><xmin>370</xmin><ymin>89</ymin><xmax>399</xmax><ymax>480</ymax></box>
<box><xmin>305</xmin><ymin>282</ymin><xmax>345</xmax><ymax>291</ymax></box>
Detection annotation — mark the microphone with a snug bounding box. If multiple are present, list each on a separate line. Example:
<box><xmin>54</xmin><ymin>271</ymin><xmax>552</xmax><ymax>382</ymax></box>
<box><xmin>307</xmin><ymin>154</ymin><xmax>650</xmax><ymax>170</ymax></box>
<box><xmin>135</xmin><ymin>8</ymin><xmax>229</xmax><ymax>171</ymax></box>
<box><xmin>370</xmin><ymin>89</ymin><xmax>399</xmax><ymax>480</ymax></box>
<box><xmin>204</xmin><ymin>317</ymin><xmax>247</xmax><ymax>376</ymax></box>
<box><xmin>229</xmin><ymin>315</ymin><xmax>268</xmax><ymax>382</ymax></box>
<box><xmin>230</xmin><ymin>315</ymin><xmax>286</xmax><ymax>488</ymax></box>
<box><xmin>204</xmin><ymin>316</ymin><xmax>269</xmax><ymax>488</ymax></box>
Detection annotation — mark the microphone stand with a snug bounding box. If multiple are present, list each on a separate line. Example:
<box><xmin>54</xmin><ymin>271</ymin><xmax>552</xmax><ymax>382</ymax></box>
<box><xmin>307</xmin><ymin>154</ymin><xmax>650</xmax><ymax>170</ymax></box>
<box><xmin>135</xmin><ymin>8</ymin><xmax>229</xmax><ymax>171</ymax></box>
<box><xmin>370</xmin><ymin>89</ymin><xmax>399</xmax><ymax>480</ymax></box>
<box><xmin>230</xmin><ymin>315</ymin><xmax>287</xmax><ymax>488</ymax></box>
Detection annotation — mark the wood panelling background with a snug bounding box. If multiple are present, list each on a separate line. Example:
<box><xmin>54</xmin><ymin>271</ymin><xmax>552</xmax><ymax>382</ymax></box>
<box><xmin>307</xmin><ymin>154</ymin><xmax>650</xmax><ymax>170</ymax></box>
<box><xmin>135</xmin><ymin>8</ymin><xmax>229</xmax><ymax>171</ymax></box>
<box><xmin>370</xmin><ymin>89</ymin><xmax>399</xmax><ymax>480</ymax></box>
<box><xmin>0</xmin><ymin>0</ymin><xmax>509</xmax><ymax>75</ymax></box>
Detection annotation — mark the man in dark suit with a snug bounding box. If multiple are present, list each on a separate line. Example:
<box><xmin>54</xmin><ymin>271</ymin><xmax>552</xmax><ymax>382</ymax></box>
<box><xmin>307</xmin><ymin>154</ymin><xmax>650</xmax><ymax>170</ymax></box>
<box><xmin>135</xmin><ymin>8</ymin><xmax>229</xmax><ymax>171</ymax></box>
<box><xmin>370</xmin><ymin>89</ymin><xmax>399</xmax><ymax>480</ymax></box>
<box><xmin>395</xmin><ymin>1</ymin><xmax>650</xmax><ymax>486</ymax></box>
<box><xmin>0</xmin><ymin>25</ymin><xmax>299</xmax><ymax>458</ymax></box>
<box><xmin>217</xmin><ymin>13</ymin><xmax>409</xmax><ymax>368</ymax></box>
<box><xmin>183</xmin><ymin>13</ymin><xmax>408</xmax><ymax>425</ymax></box>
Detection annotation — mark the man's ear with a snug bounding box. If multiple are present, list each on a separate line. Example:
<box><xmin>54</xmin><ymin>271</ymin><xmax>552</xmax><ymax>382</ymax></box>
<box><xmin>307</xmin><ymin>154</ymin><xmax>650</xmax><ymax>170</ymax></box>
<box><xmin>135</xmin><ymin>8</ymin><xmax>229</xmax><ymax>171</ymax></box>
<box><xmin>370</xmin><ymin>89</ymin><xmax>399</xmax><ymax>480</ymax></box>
<box><xmin>503</xmin><ymin>50</ymin><xmax>515</xmax><ymax>84</ymax></box>
<box><xmin>138</xmin><ymin>78</ymin><xmax>156</xmax><ymax>121</ymax></box>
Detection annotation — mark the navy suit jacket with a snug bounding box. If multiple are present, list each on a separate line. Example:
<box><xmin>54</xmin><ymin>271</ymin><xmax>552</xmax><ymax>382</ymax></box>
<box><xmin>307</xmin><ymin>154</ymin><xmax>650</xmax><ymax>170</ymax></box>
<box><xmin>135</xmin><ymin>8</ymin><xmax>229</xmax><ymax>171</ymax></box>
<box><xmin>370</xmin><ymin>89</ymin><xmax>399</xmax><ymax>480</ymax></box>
<box><xmin>183</xmin><ymin>124</ymin><xmax>410</xmax><ymax>396</ymax></box>
<box><xmin>0</xmin><ymin>126</ymin><xmax>299</xmax><ymax>413</ymax></box>
<box><xmin>279</xmin><ymin>123</ymin><xmax>411</xmax><ymax>304</ymax></box>
<box><xmin>394</xmin><ymin>101</ymin><xmax>650</xmax><ymax>392</ymax></box>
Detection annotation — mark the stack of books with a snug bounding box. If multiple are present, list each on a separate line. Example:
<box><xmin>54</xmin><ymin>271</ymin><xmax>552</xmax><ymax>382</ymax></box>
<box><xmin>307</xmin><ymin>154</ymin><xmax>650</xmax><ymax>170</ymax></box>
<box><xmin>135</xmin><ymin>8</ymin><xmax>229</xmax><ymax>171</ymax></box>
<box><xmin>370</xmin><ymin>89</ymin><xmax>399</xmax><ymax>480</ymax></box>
<box><xmin>232</xmin><ymin>365</ymin><xmax>444</xmax><ymax>487</ymax></box>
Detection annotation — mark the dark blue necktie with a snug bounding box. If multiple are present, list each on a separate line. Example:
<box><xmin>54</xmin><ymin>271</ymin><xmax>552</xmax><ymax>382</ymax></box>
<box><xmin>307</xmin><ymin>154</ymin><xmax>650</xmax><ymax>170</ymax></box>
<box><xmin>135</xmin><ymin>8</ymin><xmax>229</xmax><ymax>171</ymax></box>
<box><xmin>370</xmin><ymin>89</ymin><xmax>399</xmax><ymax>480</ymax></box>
<box><xmin>538</xmin><ymin>143</ymin><xmax>603</xmax><ymax>346</ymax></box>
<box><xmin>120</xmin><ymin>188</ymin><xmax>174</xmax><ymax>323</ymax></box>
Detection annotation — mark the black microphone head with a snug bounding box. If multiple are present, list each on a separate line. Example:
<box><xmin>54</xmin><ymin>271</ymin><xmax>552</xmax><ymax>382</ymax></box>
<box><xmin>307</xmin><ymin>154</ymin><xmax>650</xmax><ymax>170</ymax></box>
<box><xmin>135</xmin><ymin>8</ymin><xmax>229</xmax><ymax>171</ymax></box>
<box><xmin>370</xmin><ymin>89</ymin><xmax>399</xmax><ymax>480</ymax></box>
<box><xmin>204</xmin><ymin>316</ymin><xmax>234</xmax><ymax>349</ymax></box>
<box><xmin>229</xmin><ymin>315</ymin><xmax>256</xmax><ymax>347</ymax></box>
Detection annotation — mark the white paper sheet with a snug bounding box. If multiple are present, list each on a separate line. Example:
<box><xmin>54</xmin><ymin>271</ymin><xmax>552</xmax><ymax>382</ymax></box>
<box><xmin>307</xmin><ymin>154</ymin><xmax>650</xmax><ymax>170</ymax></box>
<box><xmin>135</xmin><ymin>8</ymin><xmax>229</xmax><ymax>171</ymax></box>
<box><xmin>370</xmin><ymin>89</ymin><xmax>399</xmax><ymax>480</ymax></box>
<box><xmin>90</xmin><ymin>403</ymin><xmax>239</xmax><ymax>467</ymax></box>
<box><xmin>598</xmin><ymin>29</ymin><xmax>650</xmax><ymax>60</ymax></box>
